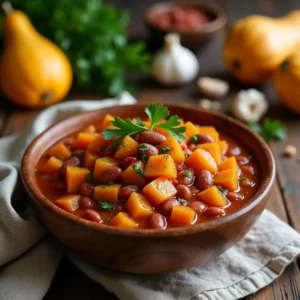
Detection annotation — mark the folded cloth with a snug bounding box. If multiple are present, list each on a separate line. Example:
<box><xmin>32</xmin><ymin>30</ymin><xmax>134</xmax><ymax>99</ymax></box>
<box><xmin>0</xmin><ymin>93</ymin><xmax>299</xmax><ymax>300</ymax></box>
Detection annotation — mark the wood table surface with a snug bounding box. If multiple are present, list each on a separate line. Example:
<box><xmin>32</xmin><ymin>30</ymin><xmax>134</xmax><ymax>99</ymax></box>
<box><xmin>0</xmin><ymin>0</ymin><xmax>300</xmax><ymax>299</ymax></box>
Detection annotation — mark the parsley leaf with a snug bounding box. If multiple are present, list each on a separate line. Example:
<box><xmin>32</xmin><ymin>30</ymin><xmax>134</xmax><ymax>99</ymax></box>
<box><xmin>217</xmin><ymin>186</ymin><xmax>229</xmax><ymax>196</ymax></box>
<box><xmin>139</xmin><ymin>144</ymin><xmax>149</xmax><ymax>152</ymax></box>
<box><xmin>156</xmin><ymin>115</ymin><xmax>186</xmax><ymax>142</ymax></box>
<box><xmin>132</xmin><ymin>164</ymin><xmax>144</xmax><ymax>177</ymax></box>
<box><xmin>145</xmin><ymin>104</ymin><xmax>169</xmax><ymax>130</ymax></box>
<box><xmin>190</xmin><ymin>135</ymin><xmax>198</xmax><ymax>144</ymax></box>
<box><xmin>239</xmin><ymin>177</ymin><xmax>247</xmax><ymax>182</ymax></box>
<box><xmin>99</xmin><ymin>201</ymin><xmax>115</xmax><ymax>211</ymax></box>
<box><xmin>120</xmin><ymin>143</ymin><xmax>125</xmax><ymax>149</ymax></box>
<box><xmin>183</xmin><ymin>171</ymin><xmax>191</xmax><ymax>178</ymax></box>
<box><xmin>87</xmin><ymin>173</ymin><xmax>93</xmax><ymax>183</ymax></box>
<box><xmin>178</xmin><ymin>198</ymin><xmax>188</xmax><ymax>204</ymax></box>
<box><xmin>106</xmin><ymin>217</ymin><xmax>112</xmax><ymax>222</ymax></box>
<box><xmin>160</xmin><ymin>146</ymin><xmax>170</xmax><ymax>154</ymax></box>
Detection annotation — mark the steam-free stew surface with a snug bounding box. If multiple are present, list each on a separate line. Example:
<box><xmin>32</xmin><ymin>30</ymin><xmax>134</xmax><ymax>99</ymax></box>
<box><xmin>35</xmin><ymin>109</ymin><xmax>258</xmax><ymax>229</ymax></box>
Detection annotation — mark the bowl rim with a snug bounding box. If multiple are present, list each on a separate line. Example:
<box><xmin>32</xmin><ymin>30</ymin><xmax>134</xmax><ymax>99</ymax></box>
<box><xmin>21</xmin><ymin>102</ymin><xmax>275</xmax><ymax>238</ymax></box>
<box><xmin>144</xmin><ymin>1</ymin><xmax>227</xmax><ymax>34</ymax></box>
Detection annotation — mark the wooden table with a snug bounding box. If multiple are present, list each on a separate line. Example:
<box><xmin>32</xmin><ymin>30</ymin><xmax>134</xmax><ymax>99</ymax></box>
<box><xmin>0</xmin><ymin>0</ymin><xmax>299</xmax><ymax>299</ymax></box>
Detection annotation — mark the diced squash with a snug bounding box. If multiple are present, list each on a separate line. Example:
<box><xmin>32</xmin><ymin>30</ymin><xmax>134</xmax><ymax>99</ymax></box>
<box><xmin>94</xmin><ymin>184</ymin><xmax>121</xmax><ymax>202</ymax></box>
<box><xmin>158</xmin><ymin>136</ymin><xmax>185</xmax><ymax>163</ymax></box>
<box><xmin>99</xmin><ymin>114</ymin><xmax>115</xmax><ymax>131</ymax></box>
<box><xmin>184</xmin><ymin>121</ymin><xmax>200</xmax><ymax>139</ymax></box>
<box><xmin>185</xmin><ymin>148</ymin><xmax>218</xmax><ymax>174</ymax></box>
<box><xmin>155</xmin><ymin>127</ymin><xmax>172</xmax><ymax>138</ymax></box>
<box><xmin>219</xmin><ymin>140</ymin><xmax>228</xmax><ymax>155</ymax></box>
<box><xmin>114</xmin><ymin>135</ymin><xmax>139</xmax><ymax>159</ymax></box>
<box><xmin>83</xmin><ymin>125</ymin><xmax>96</xmax><ymax>133</ymax></box>
<box><xmin>126</xmin><ymin>192</ymin><xmax>153</xmax><ymax>218</ymax></box>
<box><xmin>110</xmin><ymin>212</ymin><xmax>137</xmax><ymax>229</ymax></box>
<box><xmin>66</xmin><ymin>166</ymin><xmax>90</xmax><ymax>193</ymax></box>
<box><xmin>55</xmin><ymin>195</ymin><xmax>81</xmax><ymax>212</ymax></box>
<box><xmin>87</xmin><ymin>134</ymin><xmax>111</xmax><ymax>155</ymax></box>
<box><xmin>170</xmin><ymin>206</ymin><xmax>196</xmax><ymax>225</ymax></box>
<box><xmin>196</xmin><ymin>142</ymin><xmax>222</xmax><ymax>163</ymax></box>
<box><xmin>47</xmin><ymin>143</ymin><xmax>71</xmax><ymax>160</ymax></box>
<box><xmin>198</xmin><ymin>126</ymin><xmax>219</xmax><ymax>142</ymax></box>
<box><xmin>144</xmin><ymin>154</ymin><xmax>177</xmax><ymax>179</ymax></box>
<box><xmin>214</xmin><ymin>168</ymin><xmax>238</xmax><ymax>191</ymax></box>
<box><xmin>73</xmin><ymin>132</ymin><xmax>98</xmax><ymax>150</ymax></box>
<box><xmin>38</xmin><ymin>156</ymin><xmax>63</xmax><ymax>173</ymax></box>
<box><xmin>196</xmin><ymin>186</ymin><xmax>228</xmax><ymax>207</ymax></box>
<box><xmin>143</xmin><ymin>177</ymin><xmax>177</xmax><ymax>206</ymax></box>
<box><xmin>83</xmin><ymin>150</ymin><xmax>99</xmax><ymax>169</ymax></box>
<box><xmin>218</xmin><ymin>157</ymin><xmax>238</xmax><ymax>172</ymax></box>
<box><xmin>121</xmin><ymin>161</ymin><xmax>147</xmax><ymax>186</ymax></box>
<box><xmin>93</xmin><ymin>157</ymin><xmax>119</xmax><ymax>180</ymax></box>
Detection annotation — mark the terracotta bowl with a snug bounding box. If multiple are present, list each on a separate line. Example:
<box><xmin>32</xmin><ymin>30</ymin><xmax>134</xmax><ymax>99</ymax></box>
<box><xmin>21</xmin><ymin>103</ymin><xmax>275</xmax><ymax>274</ymax></box>
<box><xmin>145</xmin><ymin>2</ymin><xmax>227</xmax><ymax>51</ymax></box>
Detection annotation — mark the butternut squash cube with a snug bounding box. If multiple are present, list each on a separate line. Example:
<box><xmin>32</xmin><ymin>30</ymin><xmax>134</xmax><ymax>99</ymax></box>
<box><xmin>66</xmin><ymin>166</ymin><xmax>90</xmax><ymax>193</ymax></box>
<box><xmin>198</xmin><ymin>126</ymin><xmax>219</xmax><ymax>142</ymax></box>
<box><xmin>158</xmin><ymin>136</ymin><xmax>185</xmax><ymax>163</ymax></box>
<box><xmin>93</xmin><ymin>184</ymin><xmax>121</xmax><ymax>202</ymax></box>
<box><xmin>38</xmin><ymin>156</ymin><xmax>63</xmax><ymax>173</ymax></box>
<box><xmin>114</xmin><ymin>135</ymin><xmax>139</xmax><ymax>159</ymax></box>
<box><xmin>47</xmin><ymin>143</ymin><xmax>71</xmax><ymax>160</ymax></box>
<box><xmin>87</xmin><ymin>134</ymin><xmax>111</xmax><ymax>155</ymax></box>
<box><xmin>110</xmin><ymin>212</ymin><xmax>137</xmax><ymax>229</ymax></box>
<box><xmin>218</xmin><ymin>157</ymin><xmax>238</xmax><ymax>172</ymax></box>
<box><xmin>214</xmin><ymin>168</ymin><xmax>238</xmax><ymax>191</ymax></box>
<box><xmin>219</xmin><ymin>140</ymin><xmax>228</xmax><ymax>155</ymax></box>
<box><xmin>83</xmin><ymin>150</ymin><xmax>99</xmax><ymax>169</ymax></box>
<box><xmin>126</xmin><ymin>192</ymin><xmax>153</xmax><ymax>218</ymax></box>
<box><xmin>144</xmin><ymin>154</ymin><xmax>177</xmax><ymax>179</ymax></box>
<box><xmin>74</xmin><ymin>132</ymin><xmax>98</xmax><ymax>150</ymax></box>
<box><xmin>143</xmin><ymin>177</ymin><xmax>177</xmax><ymax>206</ymax></box>
<box><xmin>83</xmin><ymin>125</ymin><xmax>96</xmax><ymax>133</ymax></box>
<box><xmin>185</xmin><ymin>148</ymin><xmax>218</xmax><ymax>174</ymax></box>
<box><xmin>184</xmin><ymin>121</ymin><xmax>200</xmax><ymax>139</ymax></box>
<box><xmin>170</xmin><ymin>206</ymin><xmax>196</xmax><ymax>225</ymax></box>
<box><xmin>196</xmin><ymin>186</ymin><xmax>228</xmax><ymax>207</ymax></box>
<box><xmin>155</xmin><ymin>127</ymin><xmax>172</xmax><ymax>138</ymax></box>
<box><xmin>196</xmin><ymin>142</ymin><xmax>222</xmax><ymax>163</ymax></box>
<box><xmin>93</xmin><ymin>157</ymin><xmax>119</xmax><ymax>180</ymax></box>
<box><xmin>55</xmin><ymin>195</ymin><xmax>81</xmax><ymax>212</ymax></box>
<box><xmin>99</xmin><ymin>114</ymin><xmax>115</xmax><ymax>131</ymax></box>
<box><xmin>121</xmin><ymin>161</ymin><xmax>147</xmax><ymax>186</ymax></box>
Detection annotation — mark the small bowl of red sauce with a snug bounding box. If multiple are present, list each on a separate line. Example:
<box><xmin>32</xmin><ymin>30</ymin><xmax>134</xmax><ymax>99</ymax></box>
<box><xmin>145</xmin><ymin>2</ymin><xmax>227</xmax><ymax>50</ymax></box>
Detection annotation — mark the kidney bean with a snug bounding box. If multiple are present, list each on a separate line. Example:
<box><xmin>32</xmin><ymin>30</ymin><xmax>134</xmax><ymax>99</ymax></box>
<box><xmin>98</xmin><ymin>167</ymin><xmax>122</xmax><ymax>184</ymax></box>
<box><xmin>120</xmin><ymin>156</ymin><xmax>138</xmax><ymax>169</ymax></box>
<box><xmin>241</xmin><ymin>165</ymin><xmax>255</xmax><ymax>175</ymax></box>
<box><xmin>203</xmin><ymin>207</ymin><xmax>225</xmax><ymax>217</ymax></box>
<box><xmin>190</xmin><ymin>186</ymin><xmax>198</xmax><ymax>195</ymax></box>
<box><xmin>79</xmin><ymin>182</ymin><xmax>94</xmax><ymax>197</ymax></box>
<box><xmin>195</xmin><ymin>170</ymin><xmax>213</xmax><ymax>190</ymax></box>
<box><xmin>185</xmin><ymin>149</ymin><xmax>193</xmax><ymax>158</ymax></box>
<box><xmin>160</xmin><ymin>198</ymin><xmax>180</xmax><ymax>215</ymax></box>
<box><xmin>197</xmin><ymin>134</ymin><xmax>214</xmax><ymax>144</ymax></box>
<box><xmin>189</xmin><ymin>201</ymin><xmax>206</xmax><ymax>214</ymax></box>
<box><xmin>79</xmin><ymin>197</ymin><xmax>94</xmax><ymax>209</ymax></box>
<box><xmin>138</xmin><ymin>131</ymin><xmax>166</xmax><ymax>145</ymax></box>
<box><xmin>227</xmin><ymin>146</ymin><xmax>241</xmax><ymax>156</ymax></box>
<box><xmin>84</xmin><ymin>210</ymin><xmax>102</xmax><ymax>223</ymax></box>
<box><xmin>59</xmin><ymin>156</ymin><xmax>81</xmax><ymax>178</ymax></box>
<box><xmin>137</xmin><ymin>143</ymin><xmax>158</xmax><ymax>160</ymax></box>
<box><xmin>236</xmin><ymin>155</ymin><xmax>249</xmax><ymax>165</ymax></box>
<box><xmin>150</xmin><ymin>213</ymin><xmax>166</xmax><ymax>229</ymax></box>
<box><xmin>102</xmin><ymin>144</ymin><xmax>115</xmax><ymax>157</ymax></box>
<box><xmin>118</xmin><ymin>185</ymin><xmax>139</xmax><ymax>201</ymax></box>
<box><xmin>240</xmin><ymin>179</ymin><xmax>254</xmax><ymax>188</ymax></box>
<box><xmin>176</xmin><ymin>185</ymin><xmax>192</xmax><ymax>200</ymax></box>
<box><xmin>177</xmin><ymin>170</ymin><xmax>194</xmax><ymax>186</ymax></box>
<box><xmin>176</xmin><ymin>162</ymin><xmax>186</xmax><ymax>172</ymax></box>
<box><xmin>226</xmin><ymin>192</ymin><xmax>244</xmax><ymax>202</ymax></box>
<box><xmin>188</xmin><ymin>144</ymin><xmax>196</xmax><ymax>151</ymax></box>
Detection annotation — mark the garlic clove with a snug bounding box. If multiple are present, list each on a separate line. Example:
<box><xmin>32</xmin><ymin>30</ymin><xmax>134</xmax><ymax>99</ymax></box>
<box><xmin>232</xmin><ymin>89</ymin><xmax>269</xmax><ymax>122</ymax></box>
<box><xmin>197</xmin><ymin>77</ymin><xmax>229</xmax><ymax>97</ymax></box>
<box><xmin>151</xmin><ymin>33</ymin><xmax>199</xmax><ymax>86</ymax></box>
<box><xmin>198</xmin><ymin>99</ymin><xmax>221</xmax><ymax>111</ymax></box>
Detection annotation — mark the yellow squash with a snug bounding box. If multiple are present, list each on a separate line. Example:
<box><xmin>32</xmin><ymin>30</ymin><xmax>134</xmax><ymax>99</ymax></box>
<box><xmin>273</xmin><ymin>53</ymin><xmax>300</xmax><ymax>114</ymax></box>
<box><xmin>0</xmin><ymin>4</ymin><xmax>72</xmax><ymax>108</ymax></box>
<box><xmin>223</xmin><ymin>11</ymin><xmax>300</xmax><ymax>85</ymax></box>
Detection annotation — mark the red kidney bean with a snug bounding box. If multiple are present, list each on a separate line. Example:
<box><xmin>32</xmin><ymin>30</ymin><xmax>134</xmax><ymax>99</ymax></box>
<box><xmin>137</xmin><ymin>143</ymin><xmax>158</xmax><ymax>160</ymax></box>
<box><xmin>98</xmin><ymin>167</ymin><xmax>122</xmax><ymax>184</ymax></box>
<box><xmin>170</xmin><ymin>178</ymin><xmax>179</xmax><ymax>186</ymax></box>
<box><xmin>185</xmin><ymin>149</ymin><xmax>193</xmax><ymax>158</ymax></box>
<box><xmin>79</xmin><ymin>197</ymin><xmax>94</xmax><ymax>209</ymax></box>
<box><xmin>197</xmin><ymin>134</ymin><xmax>214</xmax><ymax>144</ymax></box>
<box><xmin>176</xmin><ymin>185</ymin><xmax>192</xmax><ymax>200</ymax></box>
<box><xmin>240</xmin><ymin>179</ymin><xmax>254</xmax><ymax>188</ymax></box>
<box><xmin>177</xmin><ymin>170</ymin><xmax>194</xmax><ymax>186</ymax></box>
<box><xmin>118</xmin><ymin>185</ymin><xmax>139</xmax><ymax>201</ymax></box>
<box><xmin>150</xmin><ymin>213</ymin><xmax>166</xmax><ymax>229</ymax></box>
<box><xmin>189</xmin><ymin>201</ymin><xmax>206</xmax><ymax>214</ymax></box>
<box><xmin>203</xmin><ymin>207</ymin><xmax>225</xmax><ymax>217</ymax></box>
<box><xmin>176</xmin><ymin>162</ymin><xmax>186</xmax><ymax>172</ymax></box>
<box><xmin>236</xmin><ymin>155</ymin><xmax>249</xmax><ymax>165</ymax></box>
<box><xmin>59</xmin><ymin>156</ymin><xmax>81</xmax><ymax>178</ymax></box>
<box><xmin>120</xmin><ymin>156</ymin><xmax>138</xmax><ymax>169</ymax></box>
<box><xmin>102</xmin><ymin>144</ymin><xmax>115</xmax><ymax>157</ymax></box>
<box><xmin>190</xmin><ymin>186</ymin><xmax>198</xmax><ymax>195</ymax></box>
<box><xmin>84</xmin><ymin>210</ymin><xmax>102</xmax><ymax>223</ymax></box>
<box><xmin>241</xmin><ymin>165</ymin><xmax>255</xmax><ymax>175</ymax></box>
<box><xmin>195</xmin><ymin>170</ymin><xmax>213</xmax><ymax>190</ymax></box>
<box><xmin>227</xmin><ymin>146</ymin><xmax>241</xmax><ymax>156</ymax></box>
<box><xmin>226</xmin><ymin>192</ymin><xmax>244</xmax><ymax>202</ymax></box>
<box><xmin>160</xmin><ymin>198</ymin><xmax>180</xmax><ymax>215</ymax></box>
<box><xmin>79</xmin><ymin>182</ymin><xmax>94</xmax><ymax>197</ymax></box>
<box><xmin>138</xmin><ymin>131</ymin><xmax>166</xmax><ymax>145</ymax></box>
<box><xmin>188</xmin><ymin>144</ymin><xmax>196</xmax><ymax>151</ymax></box>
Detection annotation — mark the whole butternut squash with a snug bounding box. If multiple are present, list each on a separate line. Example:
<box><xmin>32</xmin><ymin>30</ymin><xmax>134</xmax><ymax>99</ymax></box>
<box><xmin>273</xmin><ymin>53</ymin><xmax>300</xmax><ymax>113</ymax></box>
<box><xmin>223</xmin><ymin>11</ymin><xmax>300</xmax><ymax>85</ymax></box>
<box><xmin>0</xmin><ymin>3</ymin><xmax>72</xmax><ymax>108</ymax></box>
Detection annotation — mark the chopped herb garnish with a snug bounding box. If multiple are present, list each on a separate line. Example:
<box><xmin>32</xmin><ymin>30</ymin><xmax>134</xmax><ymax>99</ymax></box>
<box><xmin>139</xmin><ymin>144</ymin><xmax>149</xmax><ymax>151</ymax></box>
<box><xmin>141</xmin><ymin>153</ymin><xmax>147</xmax><ymax>163</ymax></box>
<box><xmin>120</xmin><ymin>143</ymin><xmax>125</xmax><ymax>149</ymax></box>
<box><xmin>178</xmin><ymin>198</ymin><xmax>188</xmax><ymax>204</ymax></box>
<box><xmin>101</xmin><ymin>185</ymin><xmax>106</xmax><ymax>189</ymax></box>
<box><xmin>239</xmin><ymin>177</ymin><xmax>247</xmax><ymax>182</ymax></box>
<box><xmin>183</xmin><ymin>171</ymin><xmax>191</xmax><ymax>178</ymax></box>
<box><xmin>107</xmin><ymin>181</ymin><xmax>114</xmax><ymax>185</ymax></box>
<box><xmin>99</xmin><ymin>201</ymin><xmax>115</xmax><ymax>211</ymax></box>
<box><xmin>190</xmin><ymin>135</ymin><xmax>198</xmax><ymax>144</ymax></box>
<box><xmin>217</xmin><ymin>186</ymin><xmax>229</xmax><ymax>196</ymax></box>
<box><xmin>87</xmin><ymin>173</ymin><xmax>93</xmax><ymax>182</ymax></box>
<box><xmin>160</xmin><ymin>146</ymin><xmax>170</xmax><ymax>154</ymax></box>
<box><xmin>70</xmin><ymin>150</ymin><xmax>84</xmax><ymax>158</ymax></box>
<box><xmin>106</xmin><ymin>217</ymin><xmax>112</xmax><ymax>222</ymax></box>
<box><xmin>132</xmin><ymin>163</ymin><xmax>144</xmax><ymax>177</ymax></box>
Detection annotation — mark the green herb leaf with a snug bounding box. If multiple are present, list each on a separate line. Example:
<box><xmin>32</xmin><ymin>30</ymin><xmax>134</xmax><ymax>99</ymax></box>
<box><xmin>178</xmin><ymin>198</ymin><xmax>188</xmax><ymax>204</ymax></box>
<box><xmin>132</xmin><ymin>164</ymin><xmax>144</xmax><ymax>177</ymax></box>
<box><xmin>217</xmin><ymin>186</ymin><xmax>229</xmax><ymax>196</ymax></box>
<box><xmin>145</xmin><ymin>104</ymin><xmax>169</xmax><ymax>130</ymax></box>
<box><xmin>106</xmin><ymin>217</ymin><xmax>112</xmax><ymax>222</ymax></box>
<box><xmin>183</xmin><ymin>171</ymin><xmax>191</xmax><ymax>178</ymax></box>
<box><xmin>99</xmin><ymin>201</ymin><xmax>115</xmax><ymax>211</ymax></box>
<box><xmin>189</xmin><ymin>135</ymin><xmax>198</xmax><ymax>144</ymax></box>
<box><xmin>87</xmin><ymin>173</ymin><xmax>93</xmax><ymax>183</ymax></box>
<box><xmin>139</xmin><ymin>144</ymin><xmax>149</xmax><ymax>152</ymax></box>
<box><xmin>120</xmin><ymin>143</ymin><xmax>125</xmax><ymax>149</ymax></box>
<box><xmin>156</xmin><ymin>115</ymin><xmax>186</xmax><ymax>142</ymax></box>
<box><xmin>107</xmin><ymin>181</ymin><xmax>114</xmax><ymax>185</ymax></box>
<box><xmin>239</xmin><ymin>177</ymin><xmax>247</xmax><ymax>182</ymax></box>
<box><xmin>160</xmin><ymin>146</ymin><xmax>170</xmax><ymax>154</ymax></box>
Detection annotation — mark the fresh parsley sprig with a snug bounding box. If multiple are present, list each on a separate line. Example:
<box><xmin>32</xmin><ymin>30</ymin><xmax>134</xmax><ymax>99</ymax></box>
<box><xmin>99</xmin><ymin>201</ymin><xmax>115</xmax><ymax>211</ymax></box>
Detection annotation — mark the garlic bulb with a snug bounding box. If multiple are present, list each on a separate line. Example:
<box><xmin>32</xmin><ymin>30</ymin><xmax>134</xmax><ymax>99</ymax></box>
<box><xmin>232</xmin><ymin>89</ymin><xmax>268</xmax><ymax>122</ymax></box>
<box><xmin>151</xmin><ymin>33</ymin><xmax>199</xmax><ymax>85</ymax></box>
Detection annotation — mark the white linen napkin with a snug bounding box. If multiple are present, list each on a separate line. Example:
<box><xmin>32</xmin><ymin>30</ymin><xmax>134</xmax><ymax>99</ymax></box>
<box><xmin>0</xmin><ymin>92</ymin><xmax>299</xmax><ymax>300</ymax></box>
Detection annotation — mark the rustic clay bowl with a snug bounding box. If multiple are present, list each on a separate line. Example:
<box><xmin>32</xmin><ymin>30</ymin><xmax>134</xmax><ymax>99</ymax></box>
<box><xmin>145</xmin><ymin>2</ymin><xmax>227</xmax><ymax>51</ymax></box>
<box><xmin>21</xmin><ymin>103</ymin><xmax>275</xmax><ymax>274</ymax></box>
